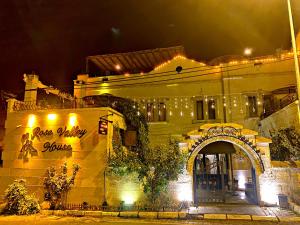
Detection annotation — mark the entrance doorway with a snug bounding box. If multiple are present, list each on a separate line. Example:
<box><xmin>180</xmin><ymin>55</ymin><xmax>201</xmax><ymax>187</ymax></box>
<box><xmin>193</xmin><ymin>141</ymin><xmax>258</xmax><ymax>205</ymax></box>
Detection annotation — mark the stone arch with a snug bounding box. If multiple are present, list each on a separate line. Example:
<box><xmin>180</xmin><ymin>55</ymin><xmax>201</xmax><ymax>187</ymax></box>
<box><xmin>187</xmin><ymin>135</ymin><xmax>264</xmax><ymax>176</ymax></box>
<box><xmin>184</xmin><ymin>123</ymin><xmax>272</xmax><ymax>204</ymax></box>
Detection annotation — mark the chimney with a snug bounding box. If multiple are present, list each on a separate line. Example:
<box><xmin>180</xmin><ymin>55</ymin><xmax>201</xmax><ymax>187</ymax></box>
<box><xmin>23</xmin><ymin>74</ymin><xmax>39</xmax><ymax>103</ymax></box>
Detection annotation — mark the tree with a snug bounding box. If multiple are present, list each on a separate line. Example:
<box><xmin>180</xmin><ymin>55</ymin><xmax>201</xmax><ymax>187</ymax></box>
<box><xmin>4</xmin><ymin>179</ymin><xmax>40</xmax><ymax>215</ymax></box>
<box><xmin>270</xmin><ymin>127</ymin><xmax>300</xmax><ymax>161</ymax></box>
<box><xmin>108</xmin><ymin>99</ymin><xmax>186</xmax><ymax>206</ymax></box>
<box><xmin>43</xmin><ymin>163</ymin><xmax>80</xmax><ymax>209</ymax></box>
<box><xmin>141</xmin><ymin>139</ymin><xmax>187</xmax><ymax>205</ymax></box>
<box><xmin>109</xmin><ymin>135</ymin><xmax>186</xmax><ymax>207</ymax></box>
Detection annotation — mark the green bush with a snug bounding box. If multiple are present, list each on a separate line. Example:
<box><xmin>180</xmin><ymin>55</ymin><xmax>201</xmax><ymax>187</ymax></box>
<box><xmin>44</xmin><ymin>162</ymin><xmax>80</xmax><ymax>209</ymax></box>
<box><xmin>3</xmin><ymin>179</ymin><xmax>40</xmax><ymax>215</ymax></box>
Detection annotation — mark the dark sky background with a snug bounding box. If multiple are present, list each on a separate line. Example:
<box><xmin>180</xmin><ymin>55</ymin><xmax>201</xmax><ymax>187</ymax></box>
<box><xmin>1</xmin><ymin>0</ymin><xmax>300</xmax><ymax>95</ymax></box>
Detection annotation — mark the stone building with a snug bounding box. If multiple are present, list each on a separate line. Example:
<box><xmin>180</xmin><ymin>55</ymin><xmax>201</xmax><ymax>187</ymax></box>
<box><xmin>0</xmin><ymin>34</ymin><xmax>300</xmax><ymax>207</ymax></box>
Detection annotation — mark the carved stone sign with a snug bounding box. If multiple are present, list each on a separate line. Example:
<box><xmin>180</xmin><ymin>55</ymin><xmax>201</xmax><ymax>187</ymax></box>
<box><xmin>20</xmin><ymin>126</ymin><xmax>87</xmax><ymax>154</ymax></box>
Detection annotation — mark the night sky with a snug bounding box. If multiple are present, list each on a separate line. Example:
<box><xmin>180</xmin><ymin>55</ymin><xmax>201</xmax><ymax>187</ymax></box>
<box><xmin>1</xmin><ymin>0</ymin><xmax>300</xmax><ymax>96</ymax></box>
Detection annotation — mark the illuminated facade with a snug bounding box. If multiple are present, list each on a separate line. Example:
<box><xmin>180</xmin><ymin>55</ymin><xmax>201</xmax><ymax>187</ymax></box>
<box><xmin>72</xmin><ymin>41</ymin><xmax>300</xmax><ymax>205</ymax></box>
<box><xmin>1</xmin><ymin>36</ymin><xmax>300</xmax><ymax>207</ymax></box>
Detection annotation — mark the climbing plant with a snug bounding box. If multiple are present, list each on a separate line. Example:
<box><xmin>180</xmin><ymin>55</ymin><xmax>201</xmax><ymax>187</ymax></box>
<box><xmin>270</xmin><ymin>127</ymin><xmax>300</xmax><ymax>161</ymax></box>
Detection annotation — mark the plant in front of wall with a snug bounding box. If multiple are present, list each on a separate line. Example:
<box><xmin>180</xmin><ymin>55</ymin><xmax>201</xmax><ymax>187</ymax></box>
<box><xmin>3</xmin><ymin>179</ymin><xmax>40</xmax><ymax>215</ymax></box>
<box><xmin>270</xmin><ymin>127</ymin><xmax>300</xmax><ymax>161</ymax></box>
<box><xmin>140</xmin><ymin>139</ymin><xmax>187</xmax><ymax>208</ymax></box>
<box><xmin>109</xmin><ymin>99</ymin><xmax>186</xmax><ymax>207</ymax></box>
<box><xmin>43</xmin><ymin>162</ymin><xmax>80</xmax><ymax>209</ymax></box>
<box><xmin>109</xmin><ymin>132</ymin><xmax>186</xmax><ymax>208</ymax></box>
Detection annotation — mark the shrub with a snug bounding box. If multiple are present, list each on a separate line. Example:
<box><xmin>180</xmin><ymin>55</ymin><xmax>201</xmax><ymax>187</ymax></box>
<box><xmin>3</xmin><ymin>179</ymin><xmax>40</xmax><ymax>215</ymax></box>
<box><xmin>270</xmin><ymin>127</ymin><xmax>300</xmax><ymax>161</ymax></box>
<box><xmin>43</xmin><ymin>162</ymin><xmax>80</xmax><ymax>209</ymax></box>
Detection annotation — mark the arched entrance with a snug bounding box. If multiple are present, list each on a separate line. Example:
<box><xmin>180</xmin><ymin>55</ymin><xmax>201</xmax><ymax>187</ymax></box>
<box><xmin>185</xmin><ymin>123</ymin><xmax>271</xmax><ymax>205</ymax></box>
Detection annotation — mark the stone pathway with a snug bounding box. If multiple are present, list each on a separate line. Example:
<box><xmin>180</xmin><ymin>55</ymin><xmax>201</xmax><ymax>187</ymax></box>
<box><xmin>262</xmin><ymin>207</ymin><xmax>298</xmax><ymax>217</ymax></box>
<box><xmin>188</xmin><ymin>204</ymin><xmax>299</xmax><ymax>217</ymax></box>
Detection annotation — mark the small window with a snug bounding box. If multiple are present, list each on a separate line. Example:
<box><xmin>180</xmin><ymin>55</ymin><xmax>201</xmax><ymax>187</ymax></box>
<box><xmin>196</xmin><ymin>100</ymin><xmax>204</xmax><ymax>120</ymax></box>
<box><xmin>147</xmin><ymin>103</ymin><xmax>155</xmax><ymax>122</ymax></box>
<box><xmin>158</xmin><ymin>103</ymin><xmax>166</xmax><ymax>121</ymax></box>
<box><xmin>208</xmin><ymin>100</ymin><xmax>216</xmax><ymax>120</ymax></box>
<box><xmin>248</xmin><ymin>96</ymin><xmax>258</xmax><ymax>117</ymax></box>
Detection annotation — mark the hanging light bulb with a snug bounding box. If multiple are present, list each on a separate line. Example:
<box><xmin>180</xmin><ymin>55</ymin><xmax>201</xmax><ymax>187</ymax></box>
<box><xmin>223</xmin><ymin>103</ymin><xmax>227</xmax><ymax>107</ymax></box>
<box><xmin>191</xmin><ymin>112</ymin><xmax>194</xmax><ymax>117</ymax></box>
<box><xmin>211</xmin><ymin>104</ymin><xmax>215</xmax><ymax>109</ymax></box>
<box><xmin>180</xmin><ymin>111</ymin><xmax>183</xmax><ymax>116</ymax></box>
<box><xmin>169</xmin><ymin>111</ymin><xmax>173</xmax><ymax>116</ymax></box>
<box><xmin>257</xmin><ymin>100</ymin><xmax>261</xmax><ymax>105</ymax></box>
<box><xmin>245</xmin><ymin>101</ymin><xmax>249</xmax><ymax>106</ymax></box>
<box><xmin>137</xmin><ymin>111</ymin><xmax>140</xmax><ymax>116</ymax></box>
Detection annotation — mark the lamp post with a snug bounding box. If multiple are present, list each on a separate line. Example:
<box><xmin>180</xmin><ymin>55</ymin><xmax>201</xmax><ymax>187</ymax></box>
<box><xmin>287</xmin><ymin>0</ymin><xmax>300</xmax><ymax>123</ymax></box>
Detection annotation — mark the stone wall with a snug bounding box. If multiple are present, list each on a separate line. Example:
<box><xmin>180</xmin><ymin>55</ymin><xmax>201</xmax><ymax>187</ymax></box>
<box><xmin>259</xmin><ymin>164</ymin><xmax>300</xmax><ymax>205</ymax></box>
<box><xmin>260</xmin><ymin>102</ymin><xmax>299</xmax><ymax>137</ymax></box>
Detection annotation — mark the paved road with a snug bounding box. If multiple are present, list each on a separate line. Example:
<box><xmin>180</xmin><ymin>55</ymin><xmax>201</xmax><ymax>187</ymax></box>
<box><xmin>0</xmin><ymin>216</ymin><xmax>300</xmax><ymax>225</ymax></box>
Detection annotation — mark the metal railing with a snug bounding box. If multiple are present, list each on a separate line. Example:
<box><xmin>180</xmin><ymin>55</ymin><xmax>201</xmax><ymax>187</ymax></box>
<box><xmin>62</xmin><ymin>202</ymin><xmax>188</xmax><ymax>212</ymax></box>
<box><xmin>262</xmin><ymin>93</ymin><xmax>297</xmax><ymax>119</ymax></box>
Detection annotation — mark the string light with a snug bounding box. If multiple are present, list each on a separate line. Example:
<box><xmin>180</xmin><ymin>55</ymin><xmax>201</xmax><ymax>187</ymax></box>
<box><xmin>154</xmin><ymin>55</ymin><xmax>187</xmax><ymax>71</ymax></box>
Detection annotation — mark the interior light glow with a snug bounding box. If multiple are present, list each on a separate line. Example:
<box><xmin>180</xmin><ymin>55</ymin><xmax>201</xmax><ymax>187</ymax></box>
<box><xmin>237</xmin><ymin>171</ymin><xmax>246</xmax><ymax>189</ymax></box>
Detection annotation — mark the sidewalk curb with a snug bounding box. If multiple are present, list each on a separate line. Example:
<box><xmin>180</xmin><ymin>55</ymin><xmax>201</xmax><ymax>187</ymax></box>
<box><xmin>40</xmin><ymin>210</ymin><xmax>300</xmax><ymax>222</ymax></box>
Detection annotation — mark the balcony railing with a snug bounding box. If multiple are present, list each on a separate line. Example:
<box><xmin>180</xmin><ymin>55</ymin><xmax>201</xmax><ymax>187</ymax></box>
<box><xmin>279</xmin><ymin>93</ymin><xmax>297</xmax><ymax>108</ymax></box>
<box><xmin>10</xmin><ymin>95</ymin><xmax>130</xmax><ymax>112</ymax></box>
<box><xmin>262</xmin><ymin>92</ymin><xmax>297</xmax><ymax>119</ymax></box>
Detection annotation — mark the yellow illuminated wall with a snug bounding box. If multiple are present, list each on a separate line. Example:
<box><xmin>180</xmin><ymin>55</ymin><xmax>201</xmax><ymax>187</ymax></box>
<box><xmin>1</xmin><ymin>107</ymin><xmax>129</xmax><ymax>205</ymax></box>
